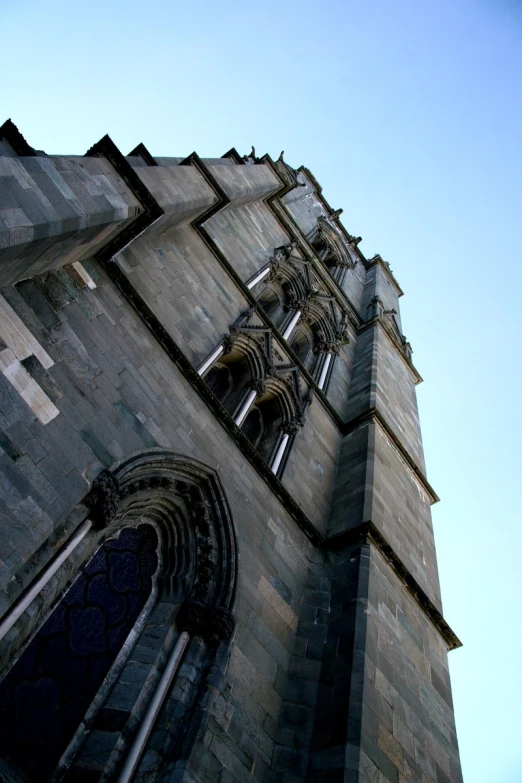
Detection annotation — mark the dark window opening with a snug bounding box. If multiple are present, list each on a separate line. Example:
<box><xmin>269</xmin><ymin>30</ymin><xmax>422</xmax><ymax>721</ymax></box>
<box><xmin>257</xmin><ymin>287</ymin><xmax>281</xmax><ymax>321</ymax></box>
<box><xmin>241</xmin><ymin>407</ymin><xmax>264</xmax><ymax>448</ymax></box>
<box><xmin>205</xmin><ymin>364</ymin><xmax>232</xmax><ymax>403</ymax></box>
<box><xmin>0</xmin><ymin>525</ymin><xmax>158</xmax><ymax>782</ymax></box>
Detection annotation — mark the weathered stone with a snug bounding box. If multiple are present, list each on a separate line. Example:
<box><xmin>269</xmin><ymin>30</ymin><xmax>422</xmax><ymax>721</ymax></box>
<box><xmin>0</xmin><ymin>125</ymin><xmax>462</xmax><ymax>783</ymax></box>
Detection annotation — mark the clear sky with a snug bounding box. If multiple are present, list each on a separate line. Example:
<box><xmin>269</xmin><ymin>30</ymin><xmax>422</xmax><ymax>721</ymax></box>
<box><xmin>2</xmin><ymin>0</ymin><xmax>522</xmax><ymax>780</ymax></box>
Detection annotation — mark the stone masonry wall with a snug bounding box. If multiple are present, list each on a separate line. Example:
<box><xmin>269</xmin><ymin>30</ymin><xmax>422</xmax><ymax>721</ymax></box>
<box><xmin>0</xmin><ymin>135</ymin><xmax>462</xmax><ymax>783</ymax></box>
<box><xmin>359</xmin><ymin>546</ymin><xmax>461</xmax><ymax>783</ymax></box>
<box><xmin>0</xmin><ymin>259</ymin><xmax>328</xmax><ymax>781</ymax></box>
<box><xmin>0</xmin><ymin>155</ymin><xmax>141</xmax><ymax>287</ymax></box>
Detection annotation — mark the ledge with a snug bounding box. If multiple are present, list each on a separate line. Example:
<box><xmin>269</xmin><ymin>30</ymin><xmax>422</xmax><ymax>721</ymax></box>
<box><xmin>85</xmin><ymin>134</ymin><xmax>164</xmax><ymax>259</ymax></box>
<box><xmin>327</xmin><ymin>521</ymin><xmax>461</xmax><ymax>651</ymax></box>
<box><xmin>358</xmin><ymin>316</ymin><xmax>423</xmax><ymax>385</ymax></box>
<box><xmin>342</xmin><ymin>406</ymin><xmax>439</xmax><ymax>504</ymax></box>
<box><xmin>367</xmin><ymin>253</ymin><xmax>404</xmax><ymax>298</ymax></box>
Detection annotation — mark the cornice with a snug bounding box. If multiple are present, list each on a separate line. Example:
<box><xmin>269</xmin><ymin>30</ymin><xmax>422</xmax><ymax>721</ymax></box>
<box><xmin>327</xmin><ymin>522</ymin><xmax>461</xmax><ymax>650</ymax></box>
<box><xmin>127</xmin><ymin>142</ymin><xmax>159</xmax><ymax>167</ymax></box>
<box><xmin>84</xmin><ymin>134</ymin><xmax>164</xmax><ymax>260</ymax></box>
<box><xmin>359</xmin><ymin>315</ymin><xmax>423</xmax><ymax>385</ymax></box>
<box><xmin>179</xmin><ymin>151</ymin><xmax>230</xmax><ymax>222</ymax></box>
<box><xmin>367</xmin><ymin>253</ymin><xmax>404</xmax><ymax>298</ymax></box>
<box><xmin>342</xmin><ymin>406</ymin><xmax>438</xmax><ymax>504</ymax></box>
<box><xmin>221</xmin><ymin>147</ymin><xmax>246</xmax><ymax>165</ymax></box>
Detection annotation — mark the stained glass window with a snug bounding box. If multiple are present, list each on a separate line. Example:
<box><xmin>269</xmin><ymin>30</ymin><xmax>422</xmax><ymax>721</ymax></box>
<box><xmin>0</xmin><ymin>524</ymin><xmax>158</xmax><ymax>782</ymax></box>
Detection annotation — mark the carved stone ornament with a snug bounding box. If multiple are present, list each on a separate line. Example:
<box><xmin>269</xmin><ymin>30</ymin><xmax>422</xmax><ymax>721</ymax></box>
<box><xmin>264</xmin><ymin>363</ymin><xmax>278</xmax><ymax>378</ymax></box>
<box><xmin>280</xmin><ymin>421</ymin><xmax>300</xmax><ymax>436</ymax></box>
<box><xmin>120</xmin><ymin>474</ymin><xmax>173</xmax><ymax>500</ymax></box>
<box><xmin>266</xmin><ymin>258</ymin><xmax>282</xmax><ymax>283</ymax></box>
<box><xmin>273</xmin><ymin>246</ymin><xmax>288</xmax><ymax>264</ymax></box>
<box><xmin>313</xmin><ymin>340</ymin><xmax>340</xmax><ymax>356</ymax></box>
<box><xmin>238</xmin><ymin>307</ymin><xmax>255</xmax><ymax>325</ymax></box>
<box><xmin>243</xmin><ymin>145</ymin><xmax>258</xmax><ymax>164</ymax></box>
<box><xmin>192</xmin><ymin>498</ymin><xmax>210</xmax><ymax>524</ymax></box>
<box><xmin>206</xmin><ymin>606</ymin><xmax>235</xmax><ymax>645</ymax></box>
<box><xmin>177</xmin><ymin>602</ymin><xmax>234</xmax><ymax>644</ymax></box>
<box><xmin>222</xmin><ymin>334</ymin><xmax>235</xmax><ymax>355</ymax></box>
<box><xmin>401</xmin><ymin>337</ymin><xmax>413</xmax><ymax>360</ymax></box>
<box><xmin>251</xmin><ymin>379</ymin><xmax>267</xmax><ymax>396</ymax></box>
<box><xmin>177</xmin><ymin>601</ymin><xmax>208</xmax><ymax>636</ymax></box>
<box><xmin>84</xmin><ymin>469</ymin><xmax>120</xmax><ymax>529</ymax></box>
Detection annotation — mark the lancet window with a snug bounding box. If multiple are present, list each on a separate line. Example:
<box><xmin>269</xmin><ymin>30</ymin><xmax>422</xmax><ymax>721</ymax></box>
<box><xmin>0</xmin><ymin>453</ymin><xmax>237</xmax><ymax>783</ymax></box>
<box><xmin>0</xmin><ymin>525</ymin><xmax>158</xmax><ymax>781</ymax></box>
<box><xmin>246</xmin><ymin>241</ymin><xmax>350</xmax><ymax>392</ymax></box>
<box><xmin>199</xmin><ymin>311</ymin><xmax>309</xmax><ymax>477</ymax></box>
<box><xmin>310</xmin><ymin>215</ymin><xmax>359</xmax><ymax>283</ymax></box>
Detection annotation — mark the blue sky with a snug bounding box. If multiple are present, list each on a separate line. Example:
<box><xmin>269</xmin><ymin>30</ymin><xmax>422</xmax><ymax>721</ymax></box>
<box><xmin>2</xmin><ymin>0</ymin><xmax>522</xmax><ymax>779</ymax></box>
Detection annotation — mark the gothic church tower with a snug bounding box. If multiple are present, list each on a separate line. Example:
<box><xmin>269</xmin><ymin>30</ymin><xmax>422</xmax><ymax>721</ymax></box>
<box><xmin>0</xmin><ymin>120</ymin><xmax>462</xmax><ymax>782</ymax></box>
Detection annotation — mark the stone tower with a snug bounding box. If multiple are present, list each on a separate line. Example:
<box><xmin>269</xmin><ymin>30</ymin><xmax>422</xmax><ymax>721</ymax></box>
<box><xmin>0</xmin><ymin>120</ymin><xmax>462</xmax><ymax>783</ymax></box>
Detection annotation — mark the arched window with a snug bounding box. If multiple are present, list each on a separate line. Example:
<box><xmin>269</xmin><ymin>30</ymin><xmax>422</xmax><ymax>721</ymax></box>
<box><xmin>0</xmin><ymin>525</ymin><xmax>158</xmax><ymax>782</ymax></box>
<box><xmin>257</xmin><ymin>286</ymin><xmax>282</xmax><ymax>322</ymax></box>
<box><xmin>290</xmin><ymin>327</ymin><xmax>312</xmax><ymax>368</ymax></box>
<box><xmin>204</xmin><ymin>363</ymin><xmax>233</xmax><ymax>403</ymax></box>
<box><xmin>310</xmin><ymin>217</ymin><xmax>357</xmax><ymax>282</ymax></box>
<box><xmin>0</xmin><ymin>451</ymin><xmax>237</xmax><ymax>783</ymax></box>
<box><xmin>241</xmin><ymin>405</ymin><xmax>264</xmax><ymax>448</ymax></box>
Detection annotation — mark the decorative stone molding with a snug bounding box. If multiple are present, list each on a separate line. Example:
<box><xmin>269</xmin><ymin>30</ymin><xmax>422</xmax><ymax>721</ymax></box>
<box><xmin>367</xmin><ymin>296</ymin><xmax>413</xmax><ymax>360</ymax></box>
<box><xmin>206</xmin><ymin>606</ymin><xmax>235</xmax><ymax>645</ymax></box>
<box><xmin>313</xmin><ymin>340</ymin><xmax>340</xmax><ymax>356</ymax></box>
<box><xmin>280</xmin><ymin>421</ymin><xmax>301</xmax><ymax>436</ymax></box>
<box><xmin>250</xmin><ymin>378</ymin><xmax>267</xmax><ymax>396</ymax></box>
<box><xmin>222</xmin><ymin>334</ymin><xmax>236</xmax><ymax>355</ymax></box>
<box><xmin>274</xmin><ymin>151</ymin><xmax>306</xmax><ymax>188</ymax></box>
<box><xmin>177</xmin><ymin>602</ymin><xmax>234</xmax><ymax>645</ymax></box>
<box><xmin>314</xmin><ymin>216</ymin><xmax>358</xmax><ymax>270</ymax></box>
<box><xmin>242</xmin><ymin>145</ymin><xmax>259</xmax><ymax>165</ymax></box>
<box><xmin>84</xmin><ymin>469</ymin><xmax>120</xmax><ymax>529</ymax></box>
<box><xmin>177</xmin><ymin>601</ymin><xmax>208</xmax><ymax>636</ymax></box>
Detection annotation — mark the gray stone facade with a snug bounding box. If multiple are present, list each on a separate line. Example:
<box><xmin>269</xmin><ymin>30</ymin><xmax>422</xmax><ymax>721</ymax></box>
<box><xmin>0</xmin><ymin>120</ymin><xmax>462</xmax><ymax>782</ymax></box>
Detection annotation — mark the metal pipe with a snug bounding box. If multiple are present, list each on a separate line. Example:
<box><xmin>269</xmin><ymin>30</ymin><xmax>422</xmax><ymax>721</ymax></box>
<box><xmin>234</xmin><ymin>389</ymin><xmax>257</xmax><ymax>427</ymax></box>
<box><xmin>0</xmin><ymin>518</ymin><xmax>93</xmax><ymax>643</ymax></box>
<box><xmin>116</xmin><ymin>631</ymin><xmax>190</xmax><ymax>783</ymax></box>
